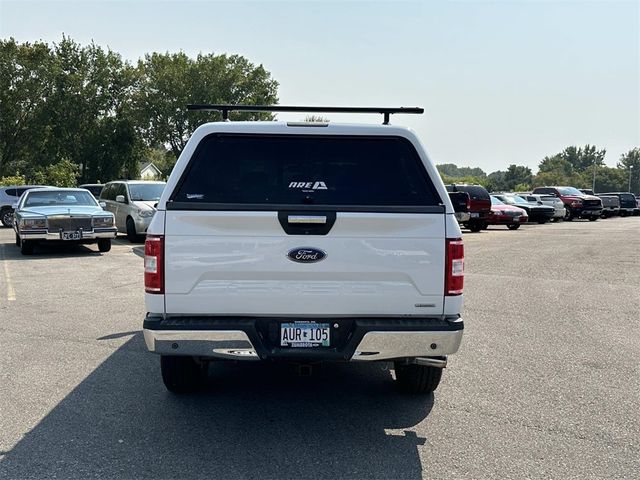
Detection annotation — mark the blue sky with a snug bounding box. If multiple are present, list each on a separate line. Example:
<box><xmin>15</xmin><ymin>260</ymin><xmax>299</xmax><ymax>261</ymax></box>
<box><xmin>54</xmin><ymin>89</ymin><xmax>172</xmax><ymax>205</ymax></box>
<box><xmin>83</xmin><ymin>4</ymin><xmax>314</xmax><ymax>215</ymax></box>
<box><xmin>1</xmin><ymin>0</ymin><xmax>638</xmax><ymax>173</ymax></box>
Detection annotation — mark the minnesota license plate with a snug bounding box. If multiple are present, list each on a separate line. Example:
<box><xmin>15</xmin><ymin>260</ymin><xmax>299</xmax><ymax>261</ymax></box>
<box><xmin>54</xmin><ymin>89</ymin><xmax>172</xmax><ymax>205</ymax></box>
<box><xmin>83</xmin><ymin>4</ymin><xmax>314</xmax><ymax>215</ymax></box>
<box><xmin>280</xmin><ymin>322</ymin><xmax>330</xmax><ymax>347</ymax></box>
<box><xmin>61</xmin><ymin>231</ymin><xmax>81</xmax><ymax>240</ymax></box>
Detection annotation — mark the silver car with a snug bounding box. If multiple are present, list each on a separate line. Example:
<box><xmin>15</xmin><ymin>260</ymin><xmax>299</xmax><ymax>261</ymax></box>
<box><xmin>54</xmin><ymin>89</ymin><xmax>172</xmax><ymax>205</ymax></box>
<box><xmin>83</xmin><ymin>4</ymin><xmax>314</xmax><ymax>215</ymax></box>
<box><xmin>13</xmin><ymin>188</ymin><xmax>117</xmax><ymax>255</ymax></box>
<box><xmin>0</xmin><ymin>185</ymin><xmax>52</xmax><ymax>227</ymax></box>
<box><xmin>99</xmin><ymin>180</ymin><xmax>166</xmax><ymax>242</ymax></box>
<box><xmin>522</xmin><ymin>194</ymin><xmax>566</xmax><ymax>221</ymax></box>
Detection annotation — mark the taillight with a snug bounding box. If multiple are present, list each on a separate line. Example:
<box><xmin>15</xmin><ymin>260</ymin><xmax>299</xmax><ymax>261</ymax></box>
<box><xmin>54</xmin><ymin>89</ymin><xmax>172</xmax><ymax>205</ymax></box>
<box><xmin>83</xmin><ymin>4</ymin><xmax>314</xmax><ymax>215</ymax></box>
<box><xmin>145</xmin><ymin>235</ymin><xmax>164</xmax><ymax>294</ymax></box>
<box><xmin>445</xmin><ymin>238</ymin><xmax>464</xmax><ymax>296</ymax></box>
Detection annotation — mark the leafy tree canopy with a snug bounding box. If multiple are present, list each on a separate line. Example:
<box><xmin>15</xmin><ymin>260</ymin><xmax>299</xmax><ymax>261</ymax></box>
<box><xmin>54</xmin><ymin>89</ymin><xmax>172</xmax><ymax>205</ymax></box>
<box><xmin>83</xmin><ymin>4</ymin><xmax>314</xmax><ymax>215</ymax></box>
<box><xmin>0</xmin><ymin>37</ymin><xmax>280</xmax><ymax>183</ymax></box>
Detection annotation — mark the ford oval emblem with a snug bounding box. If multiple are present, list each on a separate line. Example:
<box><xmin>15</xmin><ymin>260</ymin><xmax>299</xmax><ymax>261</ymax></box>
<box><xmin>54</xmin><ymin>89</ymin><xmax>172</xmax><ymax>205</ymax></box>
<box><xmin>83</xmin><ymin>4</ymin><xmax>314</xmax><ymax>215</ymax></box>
<box><xmin>287</xmin><ymin>247</ymin><xmax>327</xmax><ymax>263</ymax></box>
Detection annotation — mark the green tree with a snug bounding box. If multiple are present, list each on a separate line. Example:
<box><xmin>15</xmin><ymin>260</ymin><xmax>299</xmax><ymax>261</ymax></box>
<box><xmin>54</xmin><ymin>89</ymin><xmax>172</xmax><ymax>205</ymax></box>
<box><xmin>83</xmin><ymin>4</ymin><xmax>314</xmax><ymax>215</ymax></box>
<box><xmin>617</xmin><ymin>147</ymin><xmax>640</xmax><ymax>194</ymax></box>
<box><xmin>437</xmin><ymin>164</ymin><xmax>486</xmax><ymax>178</ymax></box>
<box><xmin>559</xmin><ymin>145</ymin><xmax>606</xmax><ymax>172</ymax></box>
<box><xmin>0</xmin><ymin>38</ymin><xmax>55</xmax><ymax>176</ymax></box>
<box><xmin>45</xmin><ymin>37</ymin><xmax>141</xmax><ymax>182</ymax></box>
<box><xmin>0</xmin><ymin>173</ymin><xmax>26</xmax><ymax>186</ymax></box>
<box><xmin>31</xmin><ymin>158</ymin><xmax>80</xmax><ymax>187</ymax></box>
<box><xmin>535</xmin><ymin>145</ymin><xmax>606</xmax><ymax>188</ymax></box>
<box><xmin>487</xmin><ymin>165</ymin><xmax>532</xmax><ymax>191</ymax></box>
<box><xmin>591</xmin><ymin>166</ymin><xmax>627</xmax><ymax>193</ymax></box>
<box><xmin>135</xmin><ymin>52</ymin><xmax>279</xmax><ymax>158</ymax></box>
<box><xmin>0</xmin><ymin>37</ymin><xmax>142</xmax><ymax>183</ymax></box>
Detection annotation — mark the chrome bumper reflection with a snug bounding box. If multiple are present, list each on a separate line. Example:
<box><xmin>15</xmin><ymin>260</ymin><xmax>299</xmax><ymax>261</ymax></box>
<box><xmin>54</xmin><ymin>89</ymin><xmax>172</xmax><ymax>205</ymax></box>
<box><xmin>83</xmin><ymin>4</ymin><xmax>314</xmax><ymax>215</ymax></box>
<box><xmin>351</xmin><ymin>328</ymin><xmax>463</xmax><ymax>361</ymax></box>
<box><xmin>143</xmin><ymin>329</ymin><xmax>259</xmax><ymax>360</ymax></box>
<box><xmin>454</xmin><ymin>212</ymin><xmax>471</xmax><ymax>223</ymax></box>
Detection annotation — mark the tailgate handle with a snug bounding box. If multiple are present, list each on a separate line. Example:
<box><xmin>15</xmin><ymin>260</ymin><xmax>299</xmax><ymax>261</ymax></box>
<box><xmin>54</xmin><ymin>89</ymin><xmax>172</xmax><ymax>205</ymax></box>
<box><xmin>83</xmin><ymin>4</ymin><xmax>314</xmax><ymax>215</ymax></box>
<box><xmin>287</xmin><ymin>215</ymin><xmax>327</xmax><ymax>224</ymax></box>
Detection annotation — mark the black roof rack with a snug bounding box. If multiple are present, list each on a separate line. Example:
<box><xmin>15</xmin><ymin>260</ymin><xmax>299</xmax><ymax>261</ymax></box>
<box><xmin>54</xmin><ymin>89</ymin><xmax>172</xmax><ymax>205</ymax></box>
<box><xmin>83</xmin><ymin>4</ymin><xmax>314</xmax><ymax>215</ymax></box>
<box><xmin>186</xmin><ymin>104</ymin><xmax>424</xmax><ymax>125</ymax></box>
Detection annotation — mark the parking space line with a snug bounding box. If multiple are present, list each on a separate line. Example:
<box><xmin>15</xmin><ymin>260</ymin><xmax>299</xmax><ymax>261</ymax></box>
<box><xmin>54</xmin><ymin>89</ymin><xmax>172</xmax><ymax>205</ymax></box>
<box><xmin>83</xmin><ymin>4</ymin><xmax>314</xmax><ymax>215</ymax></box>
<box><xmin>1</xmin><ymin>247</ymin><xmax>16</xmax><ymax>301</ymax></box>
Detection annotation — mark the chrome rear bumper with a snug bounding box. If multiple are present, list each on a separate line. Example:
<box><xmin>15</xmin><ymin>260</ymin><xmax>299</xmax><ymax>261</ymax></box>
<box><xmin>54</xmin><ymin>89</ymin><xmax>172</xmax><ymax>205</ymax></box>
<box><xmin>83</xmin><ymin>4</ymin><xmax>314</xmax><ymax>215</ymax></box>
<box><xmin>143</xmin><ymin>329</ymin><xmax>260</xmax><ymax>360</ymax></box>
<box><xmin>143</xmin><ymin>319</ymin><xmax>464</xmax><ymax>362</ymax></box>
<box><xmin>351</xmin><ymin>329</ymin><xmax>463</xmax><ymax>361</ymax></box>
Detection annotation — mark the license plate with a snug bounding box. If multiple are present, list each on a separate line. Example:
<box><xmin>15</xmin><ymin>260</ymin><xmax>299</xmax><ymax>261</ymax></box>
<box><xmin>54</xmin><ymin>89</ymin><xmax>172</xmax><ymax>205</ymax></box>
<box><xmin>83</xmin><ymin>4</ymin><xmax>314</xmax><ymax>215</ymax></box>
<box><xmin>470</xmin><ymin>212</ymin><xmax>479</xmax><ymax>218</ymax></box>
<box><xmin>61</xmin><ymin>231</ymin><xmax>81</xmax><ymax>240</ymax></box>
<box><xmin>280</xmin><ymin>322</ymin><xmax>330</xmax><ymax>347</ymax></box>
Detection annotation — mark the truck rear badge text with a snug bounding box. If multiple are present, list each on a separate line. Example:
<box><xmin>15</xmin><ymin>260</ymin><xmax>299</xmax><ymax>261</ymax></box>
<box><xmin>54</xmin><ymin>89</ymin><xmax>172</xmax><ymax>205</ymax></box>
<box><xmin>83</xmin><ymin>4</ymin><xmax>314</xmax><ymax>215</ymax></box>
<box><xmin>288</xmin><ymin>181</ymin><xmax>328</xmax><ymax>190</ymax></box>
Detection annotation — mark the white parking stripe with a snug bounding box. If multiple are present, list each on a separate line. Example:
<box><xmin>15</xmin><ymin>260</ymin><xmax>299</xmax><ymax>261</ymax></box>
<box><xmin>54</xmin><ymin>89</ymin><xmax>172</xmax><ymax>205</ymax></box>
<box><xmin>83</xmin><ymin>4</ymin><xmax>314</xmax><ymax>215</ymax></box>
<box><xmin>1</xmin><ymin>246</ymin><xmax>16</xmax><ymax>301</ymax></box>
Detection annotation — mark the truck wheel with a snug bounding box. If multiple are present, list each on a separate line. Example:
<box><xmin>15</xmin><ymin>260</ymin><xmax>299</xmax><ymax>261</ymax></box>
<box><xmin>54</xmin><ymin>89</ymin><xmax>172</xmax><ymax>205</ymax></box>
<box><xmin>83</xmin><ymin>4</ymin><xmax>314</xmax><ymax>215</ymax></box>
<box><xmin>15</xmin><ymin>233</ymin><xmax>20</xmax><ymax>246</ymax></box>
<box><xmin>507</xmin><ymin>224</ymin><xmax>520</xmax><ymax>230</ymax></box>
<box><xmin>97</xmin><ymin>239</ymin><xmax>111</xmax><ymax>252</ymax></box>
<box><xmin>394</xmin><ymin>361</ymin><xmax>443</xmax><ymax>393</ymax></box>
<box><xmin>468</xmin><ymin>220</ymin><xmax>482</xmax><ymax>233</ymax></box>
<box><xmin>1</xmin><ymin>208</ymin><xmax>13</xmax><ymax>227</ymax></box>
<box><xmin>564</xmin><ymin>210</ymin><xmax>573</xmax><ymax>221</ymax></box>
<box><xmin>537</xmin><ymin>219</ymin><xmax>547</xmax><ymax>224</ymax></box>
<box><xmin>20</xmin><ymin>240</ymin><xmax>34</xmax><ymax>255</ymax></box>
<box><xmin>588</xmin><ymin>216</ymin><xmax>598</xmax><ymax>222</ymax></box>
<box><xmin>126</xmin><ymin>217</ymin><xmax>139</xmax><ymax>243</ymax></box>
<box><xmin>160</xmin><ymin>355</ymin><xmax>206</xmax><ymax>393</ymax></box>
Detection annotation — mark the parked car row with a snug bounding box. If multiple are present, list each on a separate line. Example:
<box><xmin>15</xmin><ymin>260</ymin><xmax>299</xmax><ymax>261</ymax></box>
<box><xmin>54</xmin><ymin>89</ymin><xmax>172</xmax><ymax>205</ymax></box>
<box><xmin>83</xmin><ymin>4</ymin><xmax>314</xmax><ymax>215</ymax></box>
<box><xmin>4</xmin><ymin>180</ymin><xmax>167</xmax><ymax>255</ymax></box>
<box><xmin>447</xmin><ymin>183</ymin><xmax>639</xmax><ymax>232</ymax></box>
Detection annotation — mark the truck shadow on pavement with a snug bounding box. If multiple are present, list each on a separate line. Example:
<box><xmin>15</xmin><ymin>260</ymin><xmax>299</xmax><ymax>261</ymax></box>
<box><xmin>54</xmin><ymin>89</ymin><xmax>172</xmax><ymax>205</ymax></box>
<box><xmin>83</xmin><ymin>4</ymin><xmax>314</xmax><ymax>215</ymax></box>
<box><xmin>0</xmin><ymin>333</ymin><xmax>435</xmax><ymax>479</ymax></box>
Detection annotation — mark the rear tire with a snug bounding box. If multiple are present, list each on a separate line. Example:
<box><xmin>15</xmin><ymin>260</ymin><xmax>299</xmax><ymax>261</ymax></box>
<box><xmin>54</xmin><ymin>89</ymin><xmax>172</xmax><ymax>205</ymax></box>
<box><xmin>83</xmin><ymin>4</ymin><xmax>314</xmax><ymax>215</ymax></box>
<box><xmin>537</xmin><ymin>219</ymin><xmax>547</xmax><ymax>224</ymax></box>
<box><xmin>20</xmin><ymin>240</ymin><xmax>34</xmax><ymax>255</ymax></box>
<box><xmin>126</xmin><ymin>217</ymin><xmax>139</xmax><ymax>243</ymax></box>
<box><xmin>564</xmin><ymin>210</ymin><xmax>574</xmax><ymax>221</ymax></box>
<box><xmin>507</xmin><ymin>224</ymin><xmax>520</xmax><ymax>230</ymax></box>
<box><xmin>161</xmin><ymin>355</ymin><xmax>206</xmax><ymax>393</ymax></box>
<box><xmin>15</xmin><ymin>233</ymin><xmax>20</xmax><ymax>246</ymax></box>
<box><xmin>394</xmin><ymin>361</ymin><xmax>443</xmax><ymax>394</ymax></box>
<box><xmin>97</xmin><ymin>238</ymin><xmax>111</xmax><ymax>252</ymax></box>
<box><xmin>468</xmin><ymin>220</ymin><xmax>483</xmax><ymax>233</ymax></box>
<box><xmin>588</xmin><ymin>216</ymin><xmax>598</xmax><ymax>222</ymax></box>
<box><xmin>1</xmin><ymin>208</ymin><xmax>13</xmax><ymax>227</ymax></box>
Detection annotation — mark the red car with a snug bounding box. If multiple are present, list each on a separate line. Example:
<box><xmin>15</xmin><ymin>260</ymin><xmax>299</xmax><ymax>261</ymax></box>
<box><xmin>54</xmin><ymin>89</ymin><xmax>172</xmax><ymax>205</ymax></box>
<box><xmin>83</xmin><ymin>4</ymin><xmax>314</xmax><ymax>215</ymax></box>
<box><xmin>487</xmin><ymin>196</ymin><xmax>528</xmax><ymax>230</ymax></box>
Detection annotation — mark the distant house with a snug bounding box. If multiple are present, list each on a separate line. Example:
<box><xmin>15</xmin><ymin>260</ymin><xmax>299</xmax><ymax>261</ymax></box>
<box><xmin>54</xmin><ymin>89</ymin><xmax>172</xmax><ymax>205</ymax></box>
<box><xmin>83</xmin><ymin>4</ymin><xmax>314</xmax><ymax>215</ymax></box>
<box><xmin>139</xmin><ymin>162</ymin><xmax>162</xmax><ymax>180</ymax></box>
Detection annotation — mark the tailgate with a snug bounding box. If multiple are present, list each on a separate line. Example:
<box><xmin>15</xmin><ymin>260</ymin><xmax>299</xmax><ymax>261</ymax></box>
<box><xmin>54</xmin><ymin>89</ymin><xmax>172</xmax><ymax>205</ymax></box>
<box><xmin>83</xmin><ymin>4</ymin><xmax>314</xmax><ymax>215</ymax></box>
<box><xmin>164</xmin><ymin>211</ymin><xmax>446</xmax><ymax>316</ymax></box>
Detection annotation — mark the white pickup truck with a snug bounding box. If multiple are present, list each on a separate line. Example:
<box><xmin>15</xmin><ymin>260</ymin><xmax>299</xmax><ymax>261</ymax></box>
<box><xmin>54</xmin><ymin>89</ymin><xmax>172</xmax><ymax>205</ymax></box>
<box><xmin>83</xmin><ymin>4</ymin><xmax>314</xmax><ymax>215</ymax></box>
<box><xmin>142</xmin><ymin>105</ymin><xmax>465</xmax><ymax>394</ymax></box>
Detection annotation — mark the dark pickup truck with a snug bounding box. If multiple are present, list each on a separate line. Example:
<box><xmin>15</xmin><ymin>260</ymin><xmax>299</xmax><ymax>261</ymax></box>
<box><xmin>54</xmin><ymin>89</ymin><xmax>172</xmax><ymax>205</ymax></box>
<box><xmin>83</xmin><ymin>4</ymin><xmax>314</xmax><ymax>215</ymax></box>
<box><xmin>532</xmin><ymin>186</ymin><xmax>602</xmax><ymax>221</ymax></box>
<box><xmin>446</xmin><ymin>184</ymin><xmax>491</xmax><ymax>232</ymax></box>
<box><xmin>597</xmin><ymin>192</ymin><xmax>638</xmax><ymax>216</ymax></box>
<box><xmin>597</xmin><ymin>195</ymin><xmax>620</xmax><ymax>218</ymax></box>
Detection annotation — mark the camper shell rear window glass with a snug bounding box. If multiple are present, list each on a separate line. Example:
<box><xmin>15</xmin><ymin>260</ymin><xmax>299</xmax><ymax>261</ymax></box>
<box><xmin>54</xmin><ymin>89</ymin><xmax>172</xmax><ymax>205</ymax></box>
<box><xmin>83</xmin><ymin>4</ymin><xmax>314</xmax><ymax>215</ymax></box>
<box><xmin>170</xmin><ymin>134</ymin><xmax>442</xmax><ymax>210</ymax></box>
<box><xmin>452</xmin><ymin>185</ymin><xmax>490</xmax><ymax>201</ymax></box>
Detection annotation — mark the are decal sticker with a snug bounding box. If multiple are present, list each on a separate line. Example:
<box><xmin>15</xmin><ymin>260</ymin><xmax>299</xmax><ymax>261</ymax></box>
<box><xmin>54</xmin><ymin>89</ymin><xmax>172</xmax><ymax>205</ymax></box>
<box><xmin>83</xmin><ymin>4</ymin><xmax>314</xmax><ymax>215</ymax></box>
<box><xmin>288</xmin><ymin>181</ymin><xmax>328</xmax><ymax>191</ymax></box>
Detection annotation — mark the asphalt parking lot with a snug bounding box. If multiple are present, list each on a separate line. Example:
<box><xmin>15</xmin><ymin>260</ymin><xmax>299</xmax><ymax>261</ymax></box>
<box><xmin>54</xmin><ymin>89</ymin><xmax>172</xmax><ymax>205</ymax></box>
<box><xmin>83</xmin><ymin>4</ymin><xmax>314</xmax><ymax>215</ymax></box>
<box><xmin>0</xmin><ymin>218</ymin><xmax>639</xmax><ymax>479</ymax></box>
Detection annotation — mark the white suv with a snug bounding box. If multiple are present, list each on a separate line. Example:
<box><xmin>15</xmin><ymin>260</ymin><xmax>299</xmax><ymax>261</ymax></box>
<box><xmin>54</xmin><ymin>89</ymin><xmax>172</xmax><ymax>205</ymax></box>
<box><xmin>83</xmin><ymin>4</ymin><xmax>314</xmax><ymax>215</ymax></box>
<box><xmin>143</xmin><ymin>105</ymin><xmax>465</xmax><ymax>394</ymax></box>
